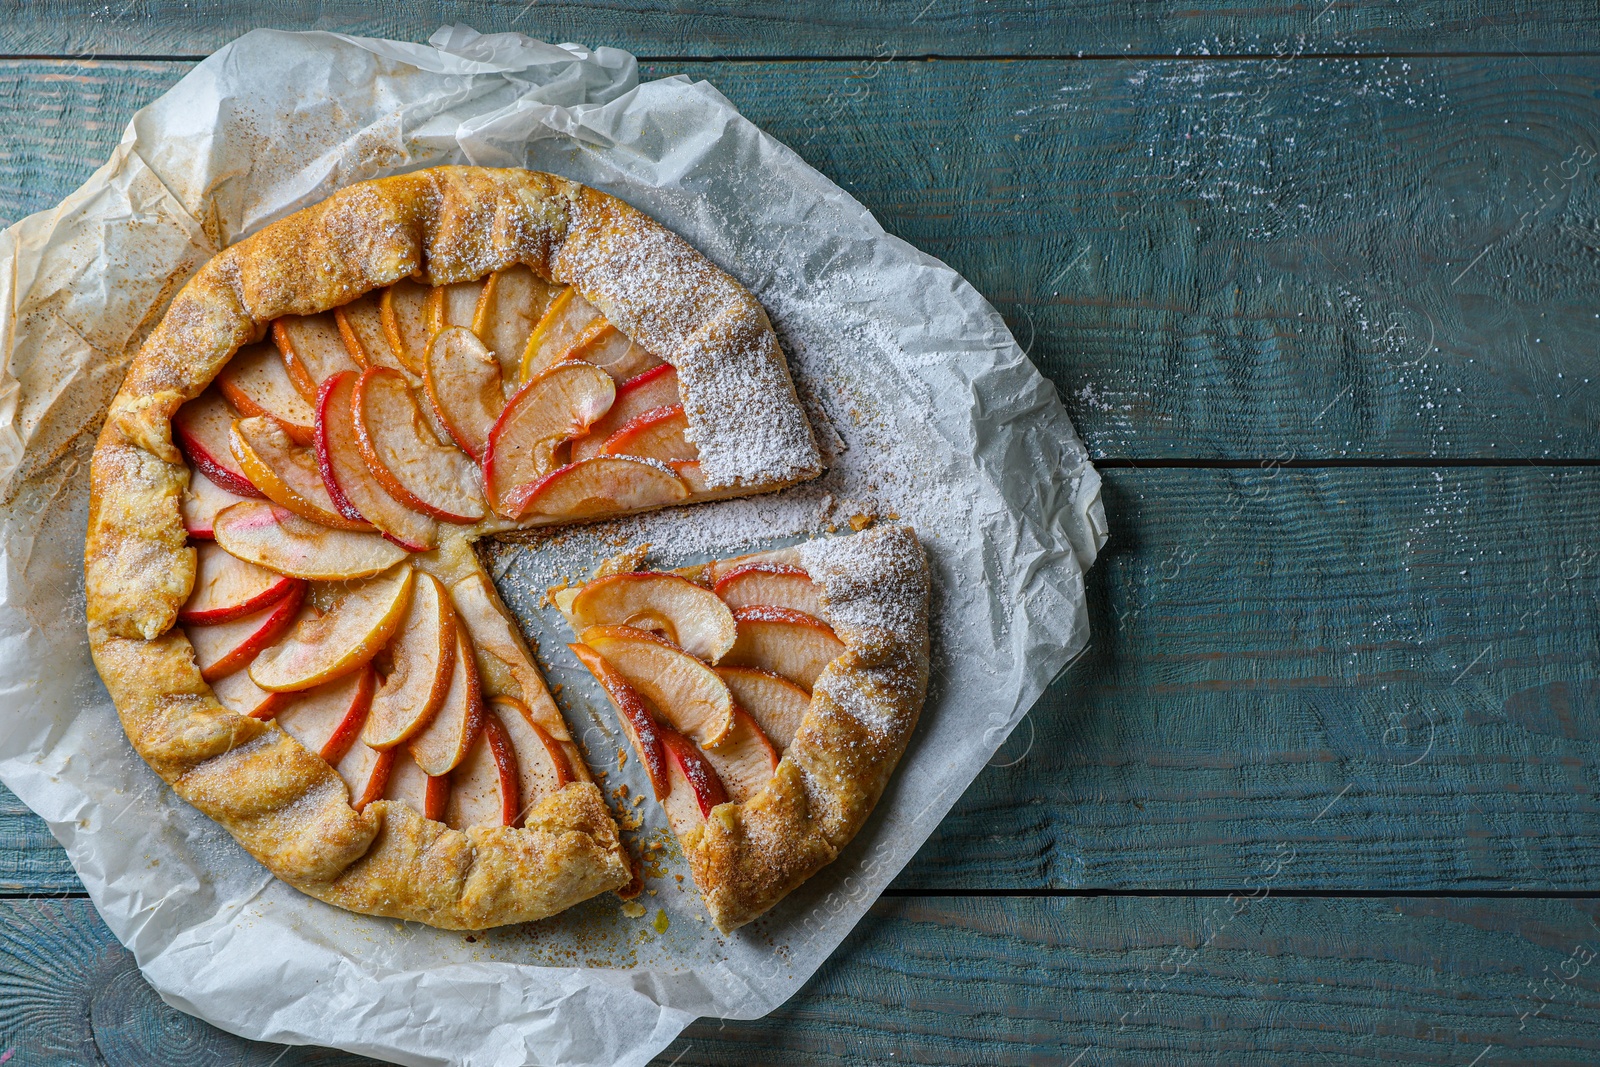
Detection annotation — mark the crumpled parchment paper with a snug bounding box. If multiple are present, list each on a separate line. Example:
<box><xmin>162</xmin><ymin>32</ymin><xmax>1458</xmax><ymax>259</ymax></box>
<box><xmin>0</xmin><ymin>26</ymin><xmax>1105</xmax><ymax>1067</ymax></box>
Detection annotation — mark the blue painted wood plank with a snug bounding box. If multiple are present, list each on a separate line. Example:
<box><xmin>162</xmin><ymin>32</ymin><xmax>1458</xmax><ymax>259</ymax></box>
<box><xmin>3</xmin><ymin>895</ymin><xmax>1599</xmax><ymax>1064</ymax></box>
<box><xmin>7</xmin><ymin>467</ymin><xmax>1600</xmax><ymax>893</ymax></box>
<box><xmin>2</xmin><ymin>1</ymin><xmax>1598</xmax><ymax>58</ymax></box>
<box><xmin>0</xmin><ymin>58</ymin><xmax>1596</xmax><ymax>460</ymax></box>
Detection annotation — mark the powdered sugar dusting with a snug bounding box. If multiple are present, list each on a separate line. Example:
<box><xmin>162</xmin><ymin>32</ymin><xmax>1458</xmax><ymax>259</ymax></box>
<box><xmin>798</xmin><ymin>524</ymin><xmax>928</xmax><ymax>656</ymax></box>
<box><xmin>556</xmin><ymin>197</ymin><xmax>821</xmax><ymax>490</ymax></box>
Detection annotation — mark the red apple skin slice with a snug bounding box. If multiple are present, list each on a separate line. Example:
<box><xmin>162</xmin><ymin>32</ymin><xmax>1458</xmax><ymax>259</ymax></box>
<box><xmin>353</xmin><ymin>367</ymin><xmax>486</xmax><ymax>523</ymax></box>
<box><xmin>482</xmin><ymin>362</ymin><xmax>615</xmax><ymax>517</ymax></box>
<box><xmin>336</xmin><ymin>293</ymin><xmax>408</xmax><ymax>373</ymax></box>
<box><xmin>231</xmin><ymin>416</ymin><xmax>373</xmax><ymax>532</ymax></box>
<box><xmin>179</xmin><ymin>541</ymin><xmax>301</xmax><ymax>624</ymax></box>
<box><xmin>212</xmin><ymin>669</ymin><xmax>291</xmax><ymax>720</ymax></box>
<box><xmin>248</xmin><ymin>565</ymin><xmax>415</xmax><ymax>692</ymax></box>
<box><xmin>336</xmin><ymin>740</ymin><xmax>395</xmax><ymax>811</ymax></box>
<box><xmin>723</xmin><ymin>606</ymin><xmax>846</xmax><ymax>692</ymax></box>
<box><xmin>491</xmin><ymin>695</ymin><xmax>574</xmax><ymax>823</ymax></box>
<box><xmin>578</xmin><ymin>624</ymin><xmax>735</xmax><ymax>748</ymax></box>
<box><xmin>315</xmin><ymin>372</ymin><xmax>437</xmax><ymax>552</ymax></box>
<box><xmin>175</xmin><ymin>389</ymin><xmax>267</xmax><ymax>499</ymax></box>
<box><xmin>571</xmin><ymin>365</ymin><xmax>679</xmax><ymax>462</ymax></box>
<box><xmin>381</xmin><ymin>280</ymin><xmax>432</xmax><ymax>374</ymax></box>
<box><xmin>511</xmin><ymin>456</ymin><xmax>688</xmax><ymax>523</ymax></box>
<box><xmin>216</xmin><ymin>342</ymin><xmax>316</xmax><ymax>445</ymax></box>
<box><xmin>568</xmin><ymin>642</ymin><xmax>669</xmax><ymax>800</ymax></box>
<box><xmin>660</xmin><ymin>727</ymin><xmax>729</xmax><ymax>827</ymax></box>
<box><xmin>182</xmin><ymin>470</ymin><xmax>250</xmax><ymax>539</ymax></box>
<box><xmin>274</xmin><ymin>666</ymin><xmax>377</xmax><ymax>764</ymax></box>
<box><xmin>424</xmin><ymin>773</ymin><xmax>451</xmax><ymax>822</ymax></box>
<box><xmin>424</xmin><ymin>326</ymin><xmax>504</xmax><ymax>461</ymax></box>
<box><xmin>274</xmin><ymin>314</ymin><xmax>363</xmax><ymax>400</ymax></box>
<box><xmin>700</xmin><ymin>706</ymin><xmax>780</xmax><ymax>804</ymax></box>
<box><xmin>714</xmin><ymin>665</ymin><xmax>811</xmax><ymax>751</ymax></box>
<box><xmin>473</xmin><ymin>265</ymin><xmax>559</xmax><ymax>385</ymax></box>
<box><xmin>213</xmin><ymin>501</ymin><xmax>410</xmax><ymax>580</ymax></box>
<box><xmin>568</xmin><ymin>572</ymin><xmax>736</xmax><ymax>663</ymax></box>
<box><xmin>446</xmin><ymin>712</ymin><xmax>519</xmax><ymax>829</ymax></box>
<box><xmin>565</xmin><ymin>321</ymin><xmax>663</xmax><ymax>384</ymax></box>
<box><xmin>714</xmin><ymin>564</ymin><xmax>825</xmax><ymax>617</ymax></box>
<box><xmin>598</xmin><ymin>404</ymin><xmax>697</xmax><ymax>463</ymax></box>
<box><xmin>187</xmin><ymin>582</ymin><xmax>305</xmax><ymax>683</ymax></box>
<box><xmin>362</xmin><ymin>571</ymin><xmax>458</xmax><ymax>750</ymax></box>
<box><xmin>409</xmin><ymin>626</ymin><xmax>484</xmax><ymax>776</ymax></box>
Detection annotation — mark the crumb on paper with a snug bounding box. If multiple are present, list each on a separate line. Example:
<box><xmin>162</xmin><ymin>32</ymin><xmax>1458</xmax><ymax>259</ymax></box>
<box><xmin>616</xmin><ymin>747</ymin><xmax>628</xmax><ymax>767</ymax></box>
<box><xmin>621</xmin><ymin>901</ymin><xmax>647</xmax><ymax>918</ymax></box>
<box><xmin>848</xmin><ymin>512</ymin><xmax>875</xmax><ymax>531</ymax></box>
<box><xmin>596</xmin><ymin>544</ymin><xmax>651</xmax><ymax>578</ymax></box>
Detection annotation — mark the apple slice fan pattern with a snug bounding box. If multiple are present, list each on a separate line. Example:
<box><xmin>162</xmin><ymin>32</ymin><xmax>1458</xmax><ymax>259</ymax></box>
<box><xmin>84</xmin><ymin>166</ymin><xmax>931</xmax><ymax>933</ymax></box>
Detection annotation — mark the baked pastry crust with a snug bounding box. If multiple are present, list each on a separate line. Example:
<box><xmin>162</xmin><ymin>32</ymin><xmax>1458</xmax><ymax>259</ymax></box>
<box><xmin>564</xmin><ymin>523</ymin><xmax>930</xmax><ymax>932</ymax></box>
<box><xmin>85</xmin><ymin>166</ymin><xmax>824</xmax><ymax>929</ymax></box>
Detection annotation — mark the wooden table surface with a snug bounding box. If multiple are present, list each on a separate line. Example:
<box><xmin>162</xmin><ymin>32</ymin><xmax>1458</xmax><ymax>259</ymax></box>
<box><xmin>4</xmin><ymin>3</ymin><xmax>1600</xmax><ymax>1064</ymax></box>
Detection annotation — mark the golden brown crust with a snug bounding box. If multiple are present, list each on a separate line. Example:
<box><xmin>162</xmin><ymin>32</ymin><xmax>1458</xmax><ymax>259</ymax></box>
<box><xmin>681</xmin><ymin>525</ymin><xmax>931</xmax><ymax>932</ymax></box>
<box><xmin>84</xmin><ymin>166</ymin><xmax>825</xmax><ymax>929</ymax></box>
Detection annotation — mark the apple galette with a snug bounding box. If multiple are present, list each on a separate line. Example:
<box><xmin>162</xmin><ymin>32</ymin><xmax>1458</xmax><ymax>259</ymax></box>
<box><xmin>84</xmin><ymin>165</ymin><xmax>928</xmax><ymax>932</ymax></box>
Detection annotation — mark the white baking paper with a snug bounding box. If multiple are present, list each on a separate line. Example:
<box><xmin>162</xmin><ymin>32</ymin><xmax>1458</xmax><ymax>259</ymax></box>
<box><xmin>0</xmin><ymin>26</ymin><xmax>1105</xmax><ymax>1067</ymax></box>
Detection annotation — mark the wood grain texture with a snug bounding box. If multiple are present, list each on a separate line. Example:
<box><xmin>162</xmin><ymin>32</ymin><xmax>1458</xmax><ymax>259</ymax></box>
<box><xmin>4</xmin><ymin>895</ymin><xmax>1600</xmax><ymax>1065</ymax></box>
<box><xmin>1</xmin><ymin>1</ymin><xmax>1598</xmax><ymax>58</ymax></box>
<box><xmin>7</xmin><ymin>467</ymin><xmax>1600</xmax><ymax>893</ymax></box>
<box><xmin>2</xmin><ymin>57</ymin><xmax>1599</xmax><ymax>459</ymax></box>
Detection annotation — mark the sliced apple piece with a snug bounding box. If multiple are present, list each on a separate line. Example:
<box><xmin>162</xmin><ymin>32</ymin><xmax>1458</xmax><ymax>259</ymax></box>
<box><xmin>599</xmin><ymin>404</ymin><xmax>697</xmax><ymax>463</ymax></box>
<box><xmin>714</xmin><ymin>564</ymin><xmax>825</xmax><ymax>617</ymax></box>
<box><xmin>409</xmin><ymin>627</ymin><xmax>483</xmax><ymax>776</ymax></box>
<box><xmin>446</xmin><ymin>712</ymin><xmax>519</xmax><ymax>829</ymax></box>
<box><xmin>514</xmin><ymin>456</ymin><xmax>688</xmax><ymax>523</ymax></box>
<box><xmin>715</xmin><ymin>665</ymin><xmax>811</xmax><ymax>751</ymax></box>
<box><xmin>315</xmin><ymin>371</ymin><xmax>438</xmax><ymax>552</ymax></box>
<box><xmin>362</xmin><ymin>571</ymin><xmax>457</xmax><ymax>749</ymax></box>
<box><xmin>482</xmin><ymin>362</ymin><xmax>615</xmax><ymax>516</ymax></box>
<box><xmin>335</xmin><ymin>739</ymin><xmax>395</xmax><ymax>810</ymax></box>
<box><xmin>273</xmin><ymin>313</ymin><xmax>362</xmax><ymax>400</ymax></box>
<box><xmin>723</xmin><ymin>606</ymin><xmax>846</xmax><ymax>692</ymax></box>
<box><xmin>174</xmin><ymin>389</ymin><xmax>266</xmax><ymax>499</ymax></box>
<box><xmin>335</xmin><ymin>293</ymin><xmax>408</xmax><ymax>373</ymax></box>
<box><xmin>671</xmin><ymin>460</ymin><xmax>741</xmax><ymax>499</ymax></box>
<box><xmin>186</xmin><ymin>582</ymin><xmax>305</xmax><ymax>683</ymax></box>
<box><xmin>212</xmin><ymin>669</ymin><xmax>290</xmax><ymax>720</ymax></box>
<box><xmin>448</xmin><ymin>574</ymin><xmax>571</xmax><ymax>744</ymax></box>
<box><xmin>424</xmin><ymin>326</ymin><xmax>504</xmax><ymax>461</ymax></box>
<box><xmin>660</xmin><ymin>726</ymin><xmax>729</xmax><ymax>832</ymax></box>
<box><xmin>519</xmin><ymin>286</ymin><xmax>601</xmax><ymax>382</ymax></box>
<box><xmin>231</xmin><ymin>415</ymin><xmax>372</xmax><ymax>532</ymax></box>
<box><xmin>380</xmin><ymin>279</ymin><xmax>432</xmax><ymax>374</ymax></box>
<box><xmin>568</xmin><ymin>642</ymin><xmax>668</xmax><ymax>800</ymax></box>
<box><xmin>565</xmin><ymin>320</ymin><xmax>663</xmax><ymax>384</ymax></box>
<box><xmin>571</xmin><ymin>365</ymin><xmax>680</xmax><ymax>461</ymax></box>
<box><xmin>216</xmin><ymin>342</ymin><xmax>316</xmax><ymax>445</ymax></box>
<box><xmin>473</xmin><ymin>265</ymin><xmax>559</xmax><ymax>384</ymax></box>
<box><xmin>275</xmin><ymin>666</ymin><xmax>376</xmax><ymax>764</ymax></box>
<box><xmin>579</xmin><ymin>624</ymin><xmax>734</xmax><ymax>747</ymax></box>
<box><xmin>179</xmin><ymin>541</ymin><xmax>301</xmax><ymax>625</ymax></box>
<box><xmin>700</xmin><ymin>707</ymin><xmax>780</xmax><ymax>804</ymax></box>
<box><xmin>427</xmin><ymin>279</ymin><xmax>487</xmax><ymax>337</ymax></box>
<box><xmin>214</xmin><ymin>501</ymin><xmax>409</xmax><ymax>580</ymax></box>
<box><xmin>248</xmin><ymin>565</ymin><xmax>414</xmax><ymax>691</ymax></box>
<box><xmin>492</xmin><ymin>695</ymin><xmax>574</xmax><ymax>822</ymax></box>
<box><xmin>568</xmin><ymin>572</ymin><xmax>735</xmax><ymax>663</ymax></box>
<box><xmin>353</xmin><ymin>366</ymin><xmax>487</xmax><ymax>523</ymax></box>
<box><xmin>182</xmin><ymin>470</ymin><xmax>250</xmax><ymax>539</ymax></box>
<box><xmin>382</xmin><ymin>749</ymin><xmax>445</xmax><ymax>820</ymax></box>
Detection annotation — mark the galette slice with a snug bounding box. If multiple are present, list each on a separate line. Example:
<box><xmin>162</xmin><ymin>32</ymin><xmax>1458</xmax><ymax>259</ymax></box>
<box><xmin>557</xmin><ymin>524</ymin><xmax>930</xmax><ymax>932</ymax></box>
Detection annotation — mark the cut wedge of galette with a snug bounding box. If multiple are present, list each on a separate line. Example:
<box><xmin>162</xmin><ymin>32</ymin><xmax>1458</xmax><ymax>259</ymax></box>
<box><xmin>84</xmin><ymin>165</ymin><xmax>923</xmax><ymax>934</ymax></box>
<box><xmin>556</xmin><ymin>523</ymin><xmax>929</xmax><ymax>932</ymax></box>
